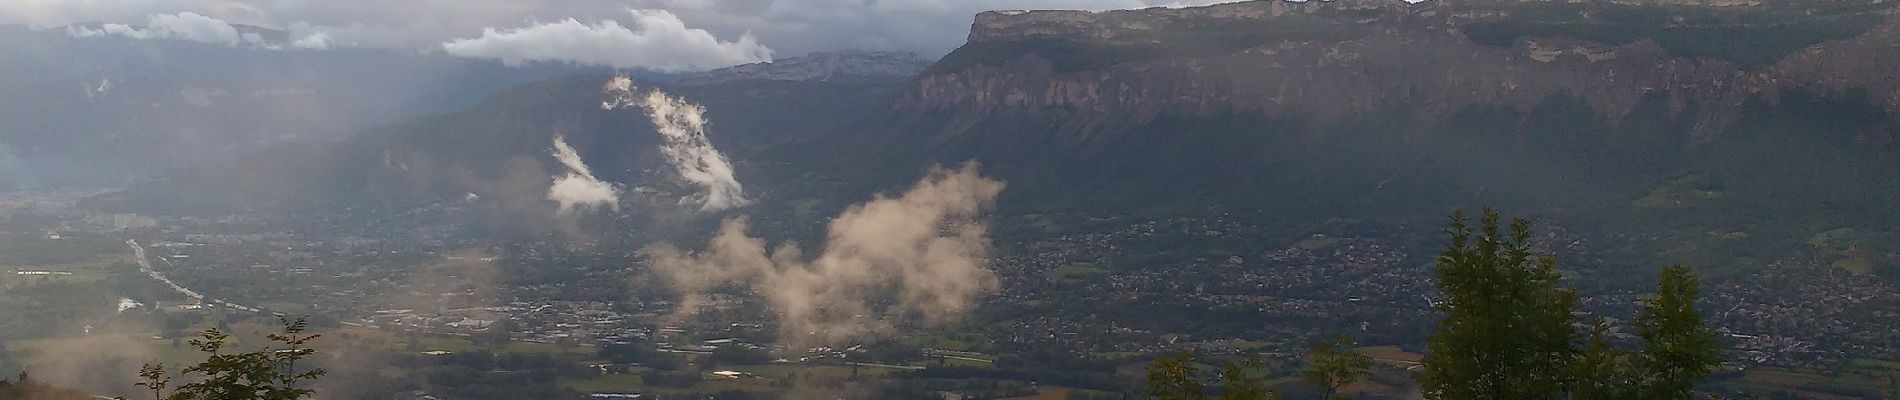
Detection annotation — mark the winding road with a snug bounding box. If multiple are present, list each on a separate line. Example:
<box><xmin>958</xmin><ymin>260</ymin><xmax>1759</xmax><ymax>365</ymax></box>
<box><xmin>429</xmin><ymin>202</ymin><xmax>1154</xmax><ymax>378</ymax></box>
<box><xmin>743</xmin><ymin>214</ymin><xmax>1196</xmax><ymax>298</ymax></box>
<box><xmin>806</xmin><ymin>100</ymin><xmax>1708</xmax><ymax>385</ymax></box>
<box><xmin>129</xmin><ymin>240</ymin><xmax>270</xmax><ymax>315</ymax></box>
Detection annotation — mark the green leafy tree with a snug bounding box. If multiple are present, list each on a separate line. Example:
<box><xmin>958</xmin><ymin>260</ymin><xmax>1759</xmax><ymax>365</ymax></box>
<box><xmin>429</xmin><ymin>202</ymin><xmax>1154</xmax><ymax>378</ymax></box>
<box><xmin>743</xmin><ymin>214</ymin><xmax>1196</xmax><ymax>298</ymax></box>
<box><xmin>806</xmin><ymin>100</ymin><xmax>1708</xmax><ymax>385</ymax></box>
<box><xmin>1419</xmin><ymin>210</ymin><xmax>1578</xmax><ymax>400</ymax></box>
<box><xmin>135</xmin><ymin>363</ymin><xmax>172</xmax><ymax>400</ymax></box>
<box><xmin>1146</xmin><ymin>352</ymin><xmax>1204</xmax><ymax>400</ymax></box>
<box><xmin>1633</xmin><ymin>265</ymin><xmax>1721</xmax><ymax>399</ymax></box>
<box><xmin>1302</xmin><ymin>334</ymin><xmax>1371</xmax><ymax>400</ymax></box>
<box><xmin>1217</xmin><ymin>356</ymin><xmax>1277</xmax><ymax>400</ymax></box>
<box><xmin>133</xmin><ymin>316</ymin><xmax>327</xmax><ymax>400</ymax></box>
<box><xmin>1569</xmin><ymin>319</ymin><xmax>1635</xmax><ymax>400</ymax></box>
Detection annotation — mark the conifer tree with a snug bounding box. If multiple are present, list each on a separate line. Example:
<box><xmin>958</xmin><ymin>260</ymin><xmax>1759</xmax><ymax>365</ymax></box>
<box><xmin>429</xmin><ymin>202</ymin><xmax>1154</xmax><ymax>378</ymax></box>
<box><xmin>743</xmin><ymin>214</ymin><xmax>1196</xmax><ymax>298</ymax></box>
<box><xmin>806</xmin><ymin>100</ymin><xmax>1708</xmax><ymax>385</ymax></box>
<box><xmin>1418</xmin><ymin>210</ymin><xmax>1578</xmax><ymax>400</ymax></box>
<box><xmin>1570</xmin><ymin>319</ymin><xmax>1636</xmax><ymax>400</ymax></box>
<box><xmin>1633</xmin><ymin>265</ymin><xmax>1721</xmax><ymax>399</ymax></box>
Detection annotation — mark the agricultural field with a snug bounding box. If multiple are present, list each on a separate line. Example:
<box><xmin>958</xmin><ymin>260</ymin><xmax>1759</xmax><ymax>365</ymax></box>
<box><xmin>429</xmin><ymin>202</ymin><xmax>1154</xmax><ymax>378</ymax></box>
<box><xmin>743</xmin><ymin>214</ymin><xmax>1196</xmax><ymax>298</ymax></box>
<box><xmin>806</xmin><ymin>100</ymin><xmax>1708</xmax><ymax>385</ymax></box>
<box><xmin>1715</xmin><ymin>361</ymin><xmax>1900</xmax><ymax>399</ymax></box>
<box><xmin>1295</xmin><ymin>236</ymin><xmax>1344</xmax><ymax>251</ymax></box>
<box><xmin>1044</xmin><ymin>263</ymin><xmax>1109</xmax><ymax>282</ymax></box>
<box><xmin>0</xmin><ymin>233</ymin><xmax>150</xmax><ymax>340</ymax></box>
<box><xmin>1357</xmin><ymin>345</ymin><xmax>1423</xmax><ymax>366</ymax></box>
<box><xmin>0</xmin><ymin>233</ymin><xmax>127</xmax><ymax>287</ymax></box>
<box><xmin>558</xmin><ymin>362</ymin><xmax>892</xmax><ymax>396</ymax></box>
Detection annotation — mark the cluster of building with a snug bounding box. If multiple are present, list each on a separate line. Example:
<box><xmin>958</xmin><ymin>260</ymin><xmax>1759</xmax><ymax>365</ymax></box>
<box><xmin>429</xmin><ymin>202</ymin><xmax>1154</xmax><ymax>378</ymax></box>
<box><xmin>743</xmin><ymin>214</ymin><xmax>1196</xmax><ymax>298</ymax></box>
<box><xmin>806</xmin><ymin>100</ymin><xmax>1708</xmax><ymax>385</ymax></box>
<box><xmin>1705</xmin><ymin>259</ymin><xmax>1900</xmax><ymax>371</ymax></box>
<box><xmin>982</xmin><ymin>217</ymin><xmax>1431</xmax><ymax>355</ymax></box>
<box><xmin>54</xmin><ymin>205</ymin><xmax>1900</xmax><ymax>380</ymax></box>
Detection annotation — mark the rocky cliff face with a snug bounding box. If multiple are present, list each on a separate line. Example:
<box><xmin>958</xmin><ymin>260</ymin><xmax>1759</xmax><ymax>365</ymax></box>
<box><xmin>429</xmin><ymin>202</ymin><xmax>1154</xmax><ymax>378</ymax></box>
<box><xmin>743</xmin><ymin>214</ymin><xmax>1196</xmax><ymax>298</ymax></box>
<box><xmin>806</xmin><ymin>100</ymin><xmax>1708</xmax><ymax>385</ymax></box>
<box><xmin>904</xmin><ymin>0</ymin><xmax>1900</xmax><ymax>144</ymax></box>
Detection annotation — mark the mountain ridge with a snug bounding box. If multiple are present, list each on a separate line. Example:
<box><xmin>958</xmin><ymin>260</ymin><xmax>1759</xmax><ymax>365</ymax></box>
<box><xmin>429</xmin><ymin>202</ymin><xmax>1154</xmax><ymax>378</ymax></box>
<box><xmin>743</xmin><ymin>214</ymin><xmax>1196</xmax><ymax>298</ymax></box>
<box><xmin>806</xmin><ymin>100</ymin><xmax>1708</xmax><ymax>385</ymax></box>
<box><xmin>814</xmin><ymin>0</ymin><xmax>1900</xmax><ymax>273</ymax></box>
<box><xmin>910</xmin><ymin>0</ymin><xmax>1900</xmax><ymax>142</ymax></box>
<box><xmin>105</xmin><ymin>0</ymin><xmax>1900</xmax><ymax>275</ymax></box>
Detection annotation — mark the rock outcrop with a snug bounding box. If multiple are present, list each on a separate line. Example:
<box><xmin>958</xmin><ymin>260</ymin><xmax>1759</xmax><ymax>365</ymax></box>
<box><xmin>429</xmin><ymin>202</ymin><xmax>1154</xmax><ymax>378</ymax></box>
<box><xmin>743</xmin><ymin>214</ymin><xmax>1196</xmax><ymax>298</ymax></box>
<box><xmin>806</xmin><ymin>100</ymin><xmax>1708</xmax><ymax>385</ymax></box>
<box><xmin>903</xmin><ymin>0</ymin><xmax>1900</xmax><ymax>143</ymax></box>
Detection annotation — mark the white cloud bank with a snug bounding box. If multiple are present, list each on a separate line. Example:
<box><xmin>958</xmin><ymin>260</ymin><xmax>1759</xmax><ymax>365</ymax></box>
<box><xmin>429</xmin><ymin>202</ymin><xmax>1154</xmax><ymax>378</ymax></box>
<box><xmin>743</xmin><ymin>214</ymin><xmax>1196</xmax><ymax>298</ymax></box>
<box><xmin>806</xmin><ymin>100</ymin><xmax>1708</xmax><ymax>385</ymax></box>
<box><xmin>441</xmin><ymin>9</ymin><xmax>772</xmax><ymax>72</ymax></box>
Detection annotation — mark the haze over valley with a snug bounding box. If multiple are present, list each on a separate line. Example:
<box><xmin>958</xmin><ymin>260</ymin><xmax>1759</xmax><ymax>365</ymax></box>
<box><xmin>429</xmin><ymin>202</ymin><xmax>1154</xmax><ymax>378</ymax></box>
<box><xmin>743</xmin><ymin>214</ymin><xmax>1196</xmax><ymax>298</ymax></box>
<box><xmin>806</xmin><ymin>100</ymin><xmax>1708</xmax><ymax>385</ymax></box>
<box><xmin>3</xmin><ymin>1</ymin><xmax>1900</xmax><ymax>399</ymax></box>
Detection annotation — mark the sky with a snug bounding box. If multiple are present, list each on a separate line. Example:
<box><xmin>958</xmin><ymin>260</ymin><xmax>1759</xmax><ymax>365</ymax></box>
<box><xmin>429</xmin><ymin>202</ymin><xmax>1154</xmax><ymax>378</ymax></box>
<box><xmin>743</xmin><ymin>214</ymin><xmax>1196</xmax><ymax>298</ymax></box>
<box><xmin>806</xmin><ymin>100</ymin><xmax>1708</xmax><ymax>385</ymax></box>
<box><xmin>5</xmin><ymin>0</ymin><xmax>1228</xmax><ymax>71</ymax></box>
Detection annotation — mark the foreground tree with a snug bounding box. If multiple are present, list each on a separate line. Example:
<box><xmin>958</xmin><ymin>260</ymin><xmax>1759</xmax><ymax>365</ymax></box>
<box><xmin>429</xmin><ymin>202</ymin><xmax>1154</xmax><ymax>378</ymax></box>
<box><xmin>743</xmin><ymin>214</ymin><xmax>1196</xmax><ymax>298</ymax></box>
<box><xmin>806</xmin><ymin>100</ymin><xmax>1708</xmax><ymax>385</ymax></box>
<box><xmin>1217</xmin><ymin>356</ymin><xmax>1276</xmax><ymax>400</ymax></box>
<box><xmin>1419</xmin><ymin>210</ymin><xmax>1578</xmax><ymax>400</ymax></box>
<box><xmin>1144</xmin><ymin>352</ymin><xmax>1278</xmax><ymax>400</ymax></box>
<box><xmin>132</xmin><ymin>316</ymin><xmax>326</xmax><ymax>400</ymax></box>
<box><xmin>1156</xmin><ymin>209</ymin><xmax>1723</xmax><ymax>400</ymax></box>
<box><xmin>1567</xmin><ymin>267</ymin><xmax>1722</xmax><ymax>400</ymax></box>
<box><xmin>1416</xmin><ymin>210</ymin><xmax>1723</xmax><ymax>399</ymax></box>
<box><xmin>135</xmin><ymin>364</ymin><xmax>171</xmax><ymax>400</ymax></box>
<box><xmin>1302</xmin><ymin>335</ymin><xmax>1371</xmax><ymax>400</ymax></box>
<box><xmin>1146</xmin><ymin>352</ymin><xmax>1204</xmax><ymax>400</ymax></box>
<box><xmin>1633</xmin><ymin>265</ymin><xmax>1722</xmax><ymax>399</ymax></box>
<box><xmin>1569</xmin><ymin>319</ymin><xmax>1635</xmax><ymax>400</ymax></box>
<box><xmin>0</xmin><ymin>370</ymin><xmax>93</xmax><ymax>400</ymax></box>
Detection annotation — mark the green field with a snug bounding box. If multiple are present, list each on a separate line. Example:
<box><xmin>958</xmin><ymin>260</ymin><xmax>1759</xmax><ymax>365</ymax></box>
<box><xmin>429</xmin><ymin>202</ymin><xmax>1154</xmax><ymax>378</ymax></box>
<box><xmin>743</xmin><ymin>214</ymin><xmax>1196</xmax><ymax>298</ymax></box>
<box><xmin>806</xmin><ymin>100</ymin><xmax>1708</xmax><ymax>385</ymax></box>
<box><xmin>737</xmin><ymin>363</ymin><xmax>892</xmax><ymax>381</ymax></box>
<box><xmin>0</xmin><ymin>234</ymin><xmax>150</xmax><ymax>342</ymax></box>
<box><xmin>559</xmin><ymin>363</ymin><xmax>889</xmax><ymax>395</ymax></box>
<box><xmin>559</xmin><ymin>373</ymin><xmax>776</xmax><ymax>395</ymax></box>
<box><xmin>0</xmin><ymin>256</ymin><xmax>119</xmax><ymax>288</ymax></box>
<box><xmin>1719</xmin><ymin>363</ymin><xmax>1900</xmax><ymax>400</ymax></box>
<box><xmin>1001</xmin><ymin>386</ymin><xmax>1118</xmax><ymax>400</ymax></box>
<box><xmin>0</xmin><ymin>233</ymin><xmax>130</xmax><ymax>289</ymax></box>
<box><xmin>0</xmin><ymin>232</ymin><xmax>212</xmax><ymax>395</ymax></box>
<box><xmin>0</xmin><ymin>232</ymin><xmax>126</xmax><ymax>266</ymax></box>
<box><xmin>1831</xmin><ymin>258</ymin><xmax>1874</xmax><ymax>275</ymax></box>
<box><xmin>1358</xmin><ymin>345</ymin><xmax>1423</xmax><ymax>365</ymax></box>
<box><xmin>1093</xmin><ymin>351</ymin><xmax>1143</xmax><ymax>361</ymax></box>
<box><xmin>323</xmin><ymin>325</ymin><xmax>593</xmax><ymax>356</ymax></box>
<box><xmin>1834</xmin><ymin>359</ymin><xmax>1900</xmax><ymax>394</ymax></box>
<box><xmin>1044</xmin><ymin>263</ymin><xmax>1109</xmax><ymax>282</ymax></box>
<box><xmin>904</xmin><ymin>334</ymin><xmax>978</xmax><ymax>351</ymax></box>
<box><xmin>1294</xmin><ymin>236</ymin><xmax>1343</xmax><ymax>251</ymax></box>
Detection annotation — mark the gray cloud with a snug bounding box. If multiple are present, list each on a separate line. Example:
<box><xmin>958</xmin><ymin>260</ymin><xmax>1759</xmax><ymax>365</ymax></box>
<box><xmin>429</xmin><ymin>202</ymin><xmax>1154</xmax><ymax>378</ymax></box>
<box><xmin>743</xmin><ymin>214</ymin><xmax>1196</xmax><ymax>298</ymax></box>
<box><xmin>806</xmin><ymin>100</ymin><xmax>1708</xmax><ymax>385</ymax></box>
<box><xmin>647</xmin><ymin>163</ymin><xmax>1004</xmax><ymax>347</ymax></box>
<box><xmin>63</xmin><ymin>11</ymin><xmax>336</xmax><ymax>49</ymax></box>
<box><xmin>0</xmin><ymin>141</ymin><xmax>32</xmax><ymax>189</ymax></box>
<box><xmin>547</xmin><ymin>134</ymin><xmax>623</xmax><ymax>216</ymax></box>
<box><xmin>67</xmin><ymin>11</ymin><xmax>242</xmax><ymax>45</ymax></box>
<box><xmin>7</xmin><ymin>0</ymin><xmax>1230</xmax><ymax>61</ymax></box>
<box><xmin>601</xmin><ymin>75</ymin><xmax>750</xmax><ymax>210</ymax></box>
<box><xmin>286</xmin><ymin>24</ymin><xmax>334</xmax><ymax>49</ymax></box>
